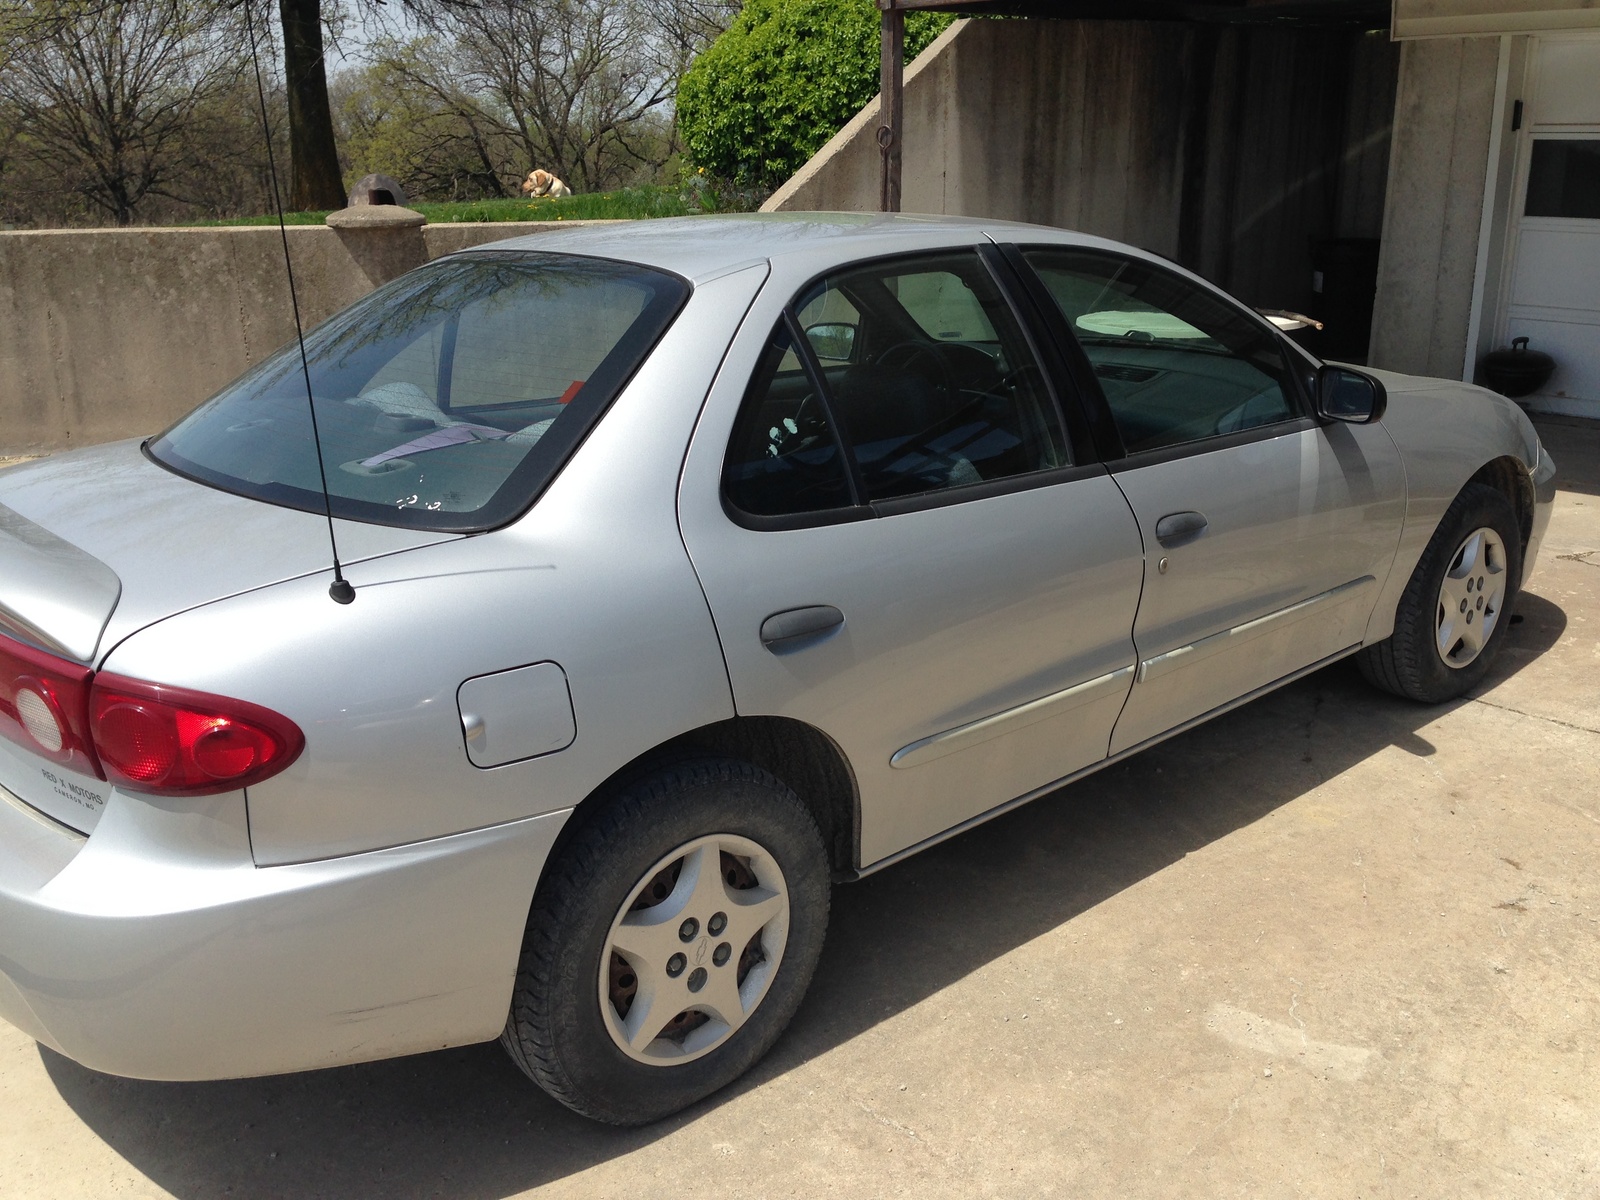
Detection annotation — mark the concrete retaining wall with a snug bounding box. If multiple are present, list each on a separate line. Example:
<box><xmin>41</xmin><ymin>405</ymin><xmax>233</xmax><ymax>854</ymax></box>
<box><xmin>0</xmin><ymin>220</ymin><xmax>612</xmax><ymax>455</ymax></box>
<box><xmin>766</xmin><ymin>18</ymin><xmax>1399</xmax><ymax>341</ymax></box>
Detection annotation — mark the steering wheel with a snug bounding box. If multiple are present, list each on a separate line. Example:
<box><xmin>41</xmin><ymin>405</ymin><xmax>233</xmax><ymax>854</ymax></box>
<box><xmin>872</xmin><ymin>339</ymin><xmax>958</xmax><ymax>402</ymax></box>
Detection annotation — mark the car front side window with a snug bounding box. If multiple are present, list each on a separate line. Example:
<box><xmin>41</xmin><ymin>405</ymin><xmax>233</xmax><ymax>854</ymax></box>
<box><xmin>1023</xmin><ymin>248</ymin><xmax>1298</xmax><ymax>456</ymax></box>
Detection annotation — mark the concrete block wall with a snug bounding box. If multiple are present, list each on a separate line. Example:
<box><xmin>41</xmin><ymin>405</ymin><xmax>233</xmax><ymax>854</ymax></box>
<box><xmin>0</xmin><ymin>221</ymin><xmax>609</xmax><ymax>456</ymax></box>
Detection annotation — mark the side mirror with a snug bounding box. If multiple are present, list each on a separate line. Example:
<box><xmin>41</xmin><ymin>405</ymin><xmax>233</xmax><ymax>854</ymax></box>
<box><xmin>805</xmin><ymin>322</ymin><xmax>858</xmax><ymax>362</ymax></box>
<box><xmin>1317</xmin><ymin>366</ymin><xmax>1387</xmax><ymax>425</ymax></box>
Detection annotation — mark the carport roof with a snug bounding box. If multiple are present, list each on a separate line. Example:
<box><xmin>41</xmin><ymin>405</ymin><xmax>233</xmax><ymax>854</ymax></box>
<box><xmin>884</xmin><ymin>0</ymin><xmax>1390</xmax><ymax>27</ymax></box>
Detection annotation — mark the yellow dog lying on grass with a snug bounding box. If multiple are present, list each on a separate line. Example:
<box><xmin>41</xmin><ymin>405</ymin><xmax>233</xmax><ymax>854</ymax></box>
<box><xmin>521</xmin><ymin>169</ymin><xmax>573</xmax><ymax>198</ymax></box>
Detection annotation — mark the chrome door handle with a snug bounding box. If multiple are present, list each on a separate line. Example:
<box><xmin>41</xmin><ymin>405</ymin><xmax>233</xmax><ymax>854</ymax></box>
<box><xmin>1154</xmin><ymin>511</ymin><xmax>1208</xmax><ymax>547</ymax></box>
<box><xmin>760</xmin><ymin>605</ymin><xmax>844</xmax><ymax>654</ymax></box>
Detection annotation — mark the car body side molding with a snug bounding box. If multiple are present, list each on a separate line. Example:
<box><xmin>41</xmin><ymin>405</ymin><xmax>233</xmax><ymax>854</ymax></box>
<box><xmin>889</xmin><ymin>666</ymin><xmax>1135</xmax><ymax>771</ymax></box>
<box><xmin>855</xmin><ymin>643</ymin><xmax>1364</xmax><ymax>881</ymax></box>
<box><xmin>1136</xmin><ymin>576</ymin><xmax>1377</xmax><ymax>685</ymax></box>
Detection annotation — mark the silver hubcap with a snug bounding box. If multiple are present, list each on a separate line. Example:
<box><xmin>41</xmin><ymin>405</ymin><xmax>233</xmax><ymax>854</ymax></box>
<box><xmin>599</xmin><ymin>833</ymin><xmax>789</xmax><ymax>1065</ymax></box>
<box><xmin>1436</xmin><ymin>526</ymin><xmax>1508</xmax><ymax>669</ymax></box>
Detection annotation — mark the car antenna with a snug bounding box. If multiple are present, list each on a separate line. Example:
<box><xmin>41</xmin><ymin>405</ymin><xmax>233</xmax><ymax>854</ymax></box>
<box><xmin>242</xmin><ymin>1</ymin><xmax>355</xmax><ymax>605</ymax></box>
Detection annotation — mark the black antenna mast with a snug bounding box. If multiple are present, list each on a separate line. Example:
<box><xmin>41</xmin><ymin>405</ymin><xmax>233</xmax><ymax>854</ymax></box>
<box><xmin>242</xmin><ymin>1</ymin><xmax>356</xmax><ymax>605</ymax></box>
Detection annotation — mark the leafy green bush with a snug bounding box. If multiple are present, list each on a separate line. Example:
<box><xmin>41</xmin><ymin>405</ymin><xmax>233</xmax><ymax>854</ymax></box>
<box><xmin>677</xmin><ymin>0</ymin><xmax>953</xmax><ymax>192</ymax></box>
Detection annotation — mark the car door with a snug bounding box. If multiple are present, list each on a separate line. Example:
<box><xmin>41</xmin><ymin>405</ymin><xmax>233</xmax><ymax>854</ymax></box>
<box><xmin>1015</xmin><ymin>244</ymin><xmax>1407</xmax><ymax>755</ymax></box>
<box><xmin>678</xmin><ymin>246</ymin><xmax>1145</xmax><ymax>868</ymax></box>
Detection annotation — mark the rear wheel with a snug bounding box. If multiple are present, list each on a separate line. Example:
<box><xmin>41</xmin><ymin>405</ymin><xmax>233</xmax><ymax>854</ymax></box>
<box><xmin>1358</xmin><ymin>482</ymin><xmax>1522</xmax><ymax>703</ymax></box>
<box><xmin>501</xmin><ymin>759</ymin><xmax>829</xmax><ymax>1125</ymax></box>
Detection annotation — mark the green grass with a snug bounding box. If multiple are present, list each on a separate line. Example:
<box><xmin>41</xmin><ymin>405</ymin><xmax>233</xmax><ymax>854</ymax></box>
<box><xmin>191</xmin><ymin>185</ymin><xmax>700</xmax><ymax>228</ymax></box>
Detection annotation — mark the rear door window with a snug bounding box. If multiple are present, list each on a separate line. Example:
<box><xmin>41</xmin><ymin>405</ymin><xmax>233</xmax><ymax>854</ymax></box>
<box><xmin>813</xmin><ymin>252</ymin><xmax>1070</xmax><ymax>502</ymax></box>
<box><xmin>724</xmin><ymin>251</ymin><xmax>1074</xmax><ymax>522</ymax></box>
<box><xmin>724</xmin><ymin>251</ymin><xmax>1074</xmax><ymax>519</ymax></box>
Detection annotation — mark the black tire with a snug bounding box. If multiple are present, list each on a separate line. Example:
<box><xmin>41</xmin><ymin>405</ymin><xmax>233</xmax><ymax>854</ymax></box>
<box><xmin>1357</xmin><ymin>482</ymin><xmax>1522</xmax><ymax>703</ymax></box>
<box><xmin>501</xmin><ymin>758</ymin><xmax>830</xmax><ymax>1125</ymax></box>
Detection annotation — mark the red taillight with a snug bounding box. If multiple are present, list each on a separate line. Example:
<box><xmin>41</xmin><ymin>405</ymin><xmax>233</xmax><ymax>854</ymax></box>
<box><xmin>0</xmin><ymin>632</ymin><xmax>101</xmax><ymax>777</ymax></box>
<box><xmin>1</xmin><ymin>631</ymin><xmax>303</xmax><ymax>796</ymax></box>
<box><xmin>89</xmin><ymin>674</ymin><xmax>304</xmax><ymax>797</ymax></box>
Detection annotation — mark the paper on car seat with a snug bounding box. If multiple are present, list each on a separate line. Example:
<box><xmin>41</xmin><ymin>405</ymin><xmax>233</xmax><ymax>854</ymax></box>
<box><xmin>359</xmin><ymin>423</ymin><xmax>509</xmax><ymax>468</ymax></box>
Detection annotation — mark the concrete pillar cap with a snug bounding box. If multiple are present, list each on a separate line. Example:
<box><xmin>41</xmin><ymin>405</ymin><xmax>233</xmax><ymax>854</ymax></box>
<box><xmin>325</xmin><ymin>205</ymin><xmax>427</xmax><ymax>229</ymax></box>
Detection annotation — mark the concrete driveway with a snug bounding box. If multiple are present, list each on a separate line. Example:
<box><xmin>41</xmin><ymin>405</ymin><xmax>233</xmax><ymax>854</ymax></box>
<box><xmin>2</xmin><ymin>418</ymin><xmax>1597</xmax><ymax>1199</ymax></box>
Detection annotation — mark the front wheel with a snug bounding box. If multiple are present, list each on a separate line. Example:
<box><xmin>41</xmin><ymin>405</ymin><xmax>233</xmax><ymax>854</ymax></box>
<box><xmin>501</xmin><ymin>759</ymin><xmax>830</xmax><ymax>1125</ymax></box>
<box><xmin>1358</xmin><ymin>482</ymin><xmax>1522</xmax><ymax>703</ymax></box>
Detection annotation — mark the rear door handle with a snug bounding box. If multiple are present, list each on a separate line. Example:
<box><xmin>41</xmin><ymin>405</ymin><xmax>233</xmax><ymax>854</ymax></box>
<box><xmin>1154</xmin><ymin>510</ymin><xmax>1208</xmax><ymax>547</ymax></box>
<box><xmin>760</xmin><ymin>605</ymin><xmax>844</xmax><ymax>654</ymax></box>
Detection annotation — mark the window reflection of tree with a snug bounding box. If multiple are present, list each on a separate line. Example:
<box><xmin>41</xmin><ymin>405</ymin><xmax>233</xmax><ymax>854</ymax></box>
<box><xmin>299</xmin><ymin>254</ymin><xmax>654</xmax><ymax>396</ymax></box>
<box><xmin>197</xmin><ymin>254</ymin><xmax>656</xmax><ymax>417</ymax></box>
<box><xmin>154</xmin><ymin>252</ymin><xmax>675</xmax><ymax>526</ymax></box>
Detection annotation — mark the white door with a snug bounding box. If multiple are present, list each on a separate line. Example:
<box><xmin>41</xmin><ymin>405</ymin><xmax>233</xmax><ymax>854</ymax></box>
<box><xmin>1503</xmin><ymin>38</ymin><xmax>1600</xmax><ymax>418</ymax></box>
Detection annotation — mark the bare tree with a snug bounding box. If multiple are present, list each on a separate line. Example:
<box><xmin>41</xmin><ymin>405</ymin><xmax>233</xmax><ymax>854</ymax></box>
<box><xmin>648</xmin><ymin>0</ymin><xmax>742</xmax><ymax>74</ymax></box>
<box><xmin>334</xmin><ymin>41</ymin><xmax>511</xmax><ymax>200</ymax></box>
<box><xmin>401</xmin><ymin>0</ymin><xmax>685</xmax><ymax>194</ymax></box>
<box><xmin>1</xmin><ymin>0</ymin><xmax>251</xmax><ymax>225</ymax></box>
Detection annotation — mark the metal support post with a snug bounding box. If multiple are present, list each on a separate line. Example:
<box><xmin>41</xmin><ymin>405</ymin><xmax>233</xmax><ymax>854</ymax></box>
<box><xmin>879</xmin><ymin>3</ymin><xmax>905</xmax><ymax>213</ymax></box>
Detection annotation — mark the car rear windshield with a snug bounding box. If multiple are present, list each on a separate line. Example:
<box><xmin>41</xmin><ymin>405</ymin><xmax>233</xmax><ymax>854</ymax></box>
<box><xmin>148</xmin><ymin>252</ymin><xmax>688</xmax><ymax>532</ymax></box>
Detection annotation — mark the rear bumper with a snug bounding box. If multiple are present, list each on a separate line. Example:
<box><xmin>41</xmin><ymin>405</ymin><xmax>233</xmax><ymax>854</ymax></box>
<box><xmin>0</xmin><ymin>780</ymin><xmax>566</xmax><ymax>1080</ymax></box>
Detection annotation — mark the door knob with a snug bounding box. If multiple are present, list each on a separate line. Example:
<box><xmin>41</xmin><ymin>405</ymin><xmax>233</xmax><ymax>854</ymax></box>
<box><xmin>760</xmin><ymin>605</ymin><xmax>845</xmax><ymax>654</ymax></box>
<box><xmin>1154</xmin><ymin>511</ymin><xmax>1208</xmax><ymax>548</ymax></box>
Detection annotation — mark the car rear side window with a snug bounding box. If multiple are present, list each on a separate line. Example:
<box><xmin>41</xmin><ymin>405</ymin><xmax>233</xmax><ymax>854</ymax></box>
<box><xmin>724</xmin><ymin>250</ymin><xmax>1071</xmax><ymax>522</ymax></box>
<box><xmin>816</xmin><ymin>253</ymin><xmax>1069</xmax><ymax>501</ymax></box>
<box><xmin>148</xmin><ymin>252</ymin><xmax>688</xmax><ymax>533</ymax></box>
<box><xmin>1024</xmin><ymin>248</ymin><xmax>1298</xmax><ymax>455</ymax></box>
<box><xmin>724</xmin><ymin>321</ymin><xmax>856</xmax><ymax>519</ymax></box>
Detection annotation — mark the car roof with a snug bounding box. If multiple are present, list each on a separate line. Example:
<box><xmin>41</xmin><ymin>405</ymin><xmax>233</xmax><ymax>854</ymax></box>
<box><xmin>461</xmin><ymin>211</ymin><xmax>1096</xmax><ymax>284</ymax></box>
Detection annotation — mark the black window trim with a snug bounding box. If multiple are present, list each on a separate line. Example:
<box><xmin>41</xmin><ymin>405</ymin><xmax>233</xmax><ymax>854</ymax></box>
<box><xmin>976</xmin><ymin>244</ymin><xmax>1097</xmax><ymax>458</ymax></box>
<box><xmin>995</xmin><ymin>242</ymin><xmax>1127</xmax><ymax>463</ymax></box>
<box><xmin>717</xmin><ymin>308</ymin><xmax>871</xmax><ymax>531</ymax></box>
<box><xmin>721</xmin><ymin>244</ymin><xmax>1103</xmax><ymax>531</ymax></box>
<box><xmin>1108</xmin><ymin>415</ymin><xmax>1322</xmax><ymax>474</ymax></box>
<box><xmin>1001</xmin><ymin>242</ymin><xmax>1326</xmax><ymax>470</ymax></box>
<box><xmin>781</xmin><ymin>308</ymin><xmax>869</xmax><ymax>507</ymax></box>
<box><xmin>868</xmin><ymin>460</ymin><xmax>1112</xmax><ymax>518</ymax></box>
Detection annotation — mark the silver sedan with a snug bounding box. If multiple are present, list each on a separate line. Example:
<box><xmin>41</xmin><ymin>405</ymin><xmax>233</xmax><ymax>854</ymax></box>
<box><xmin>0</xmin><ymin>214</ymin><xmax>1557</xmax><ymax>1124</ymax></box>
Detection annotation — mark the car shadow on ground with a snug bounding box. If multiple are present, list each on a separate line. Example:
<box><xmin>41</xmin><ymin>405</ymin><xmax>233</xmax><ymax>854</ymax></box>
<box><xmin>41</xmin><ymin>590</ymin><xmax>1567</xmax><ymax>1199</ymax></box>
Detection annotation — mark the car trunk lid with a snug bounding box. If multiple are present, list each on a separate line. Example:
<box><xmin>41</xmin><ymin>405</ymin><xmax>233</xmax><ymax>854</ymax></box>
<box><xmin>0</xmin><ymin>440</ymin><xmax>457</xmax><ymax>666</ymax></box>
<box><xmin>0</xmin><ymin>503</ymin><xmax>121</xmax><ymax>664</ymax></box>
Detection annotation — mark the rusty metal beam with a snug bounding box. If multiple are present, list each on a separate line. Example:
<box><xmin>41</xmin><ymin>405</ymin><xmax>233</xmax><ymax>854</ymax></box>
<box><xmin>884</xmin><ymin>0</ymin><xmax>1386</xmax><ymax>23</ymax></box>
<box><xmin>879</xmin><ymin>3</ymin><xmax>905</xmax><ymax>213</ymax></box>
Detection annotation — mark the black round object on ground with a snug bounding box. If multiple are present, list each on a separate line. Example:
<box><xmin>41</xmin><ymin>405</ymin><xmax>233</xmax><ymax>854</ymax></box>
<box><xmin>1482</xmin><ymin>338</ymin><xmax>1556</xmax><ymax>398</ymax></box>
